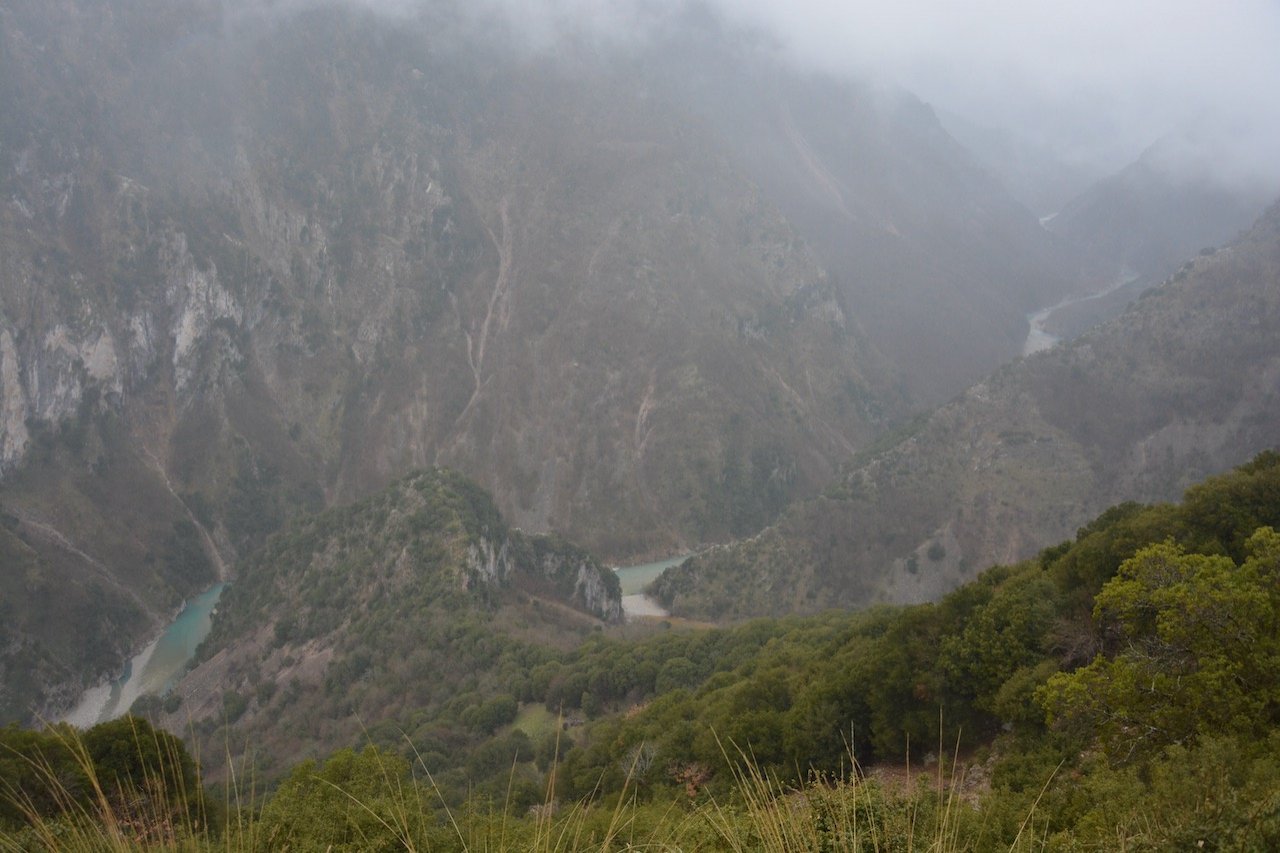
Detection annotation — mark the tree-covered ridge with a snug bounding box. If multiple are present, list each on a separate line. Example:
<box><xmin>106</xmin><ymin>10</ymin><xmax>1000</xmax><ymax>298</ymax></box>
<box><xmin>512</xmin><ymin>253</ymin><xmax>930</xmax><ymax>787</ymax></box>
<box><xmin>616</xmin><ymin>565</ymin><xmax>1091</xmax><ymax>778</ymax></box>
<box><xmin>198</xmin><ymin>455</ymin><xmax>1280</xmax><ymax>810</ymax></box>
<box><xmin>198</xmin><ymin>468</ymin><xmax>620</xmax><ymax>649</ymax></box>
<box><xmin>159</xmin><ymin>468</ymin><xmax>620</xmax><ymax>781</ymax></box>
<box><xmin>557</xmin><ymin>453</ymin><xmax>1280</xmax><ymax>774</ymax></box>
<box><xmin>5</xmin><ymin>454</ymin><xmax>1280</xmax><ymax>848</ymax></box>
<box><xmin>1041</xmin><ymin>529</ymin><xmax>1280</xmax><ymax>760</ymax></box>
<box><xmin>475</xmin><ymin>452</ymin><xmax>1280</xmax><ymax>845</ymax></box>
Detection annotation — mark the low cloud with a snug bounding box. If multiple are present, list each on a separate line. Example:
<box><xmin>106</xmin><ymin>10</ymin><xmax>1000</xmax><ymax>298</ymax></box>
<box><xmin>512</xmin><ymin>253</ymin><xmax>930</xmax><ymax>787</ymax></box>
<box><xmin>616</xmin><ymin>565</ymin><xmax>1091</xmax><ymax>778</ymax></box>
<box><xmin>255</xmin><ymin>0</ymin><xmax>1280</xmax><ymax>189</ymax></box>
<box><xmin>711</xmin><ymin>0</ymin><xmax>1280</xmax><ymax>184</ymax></box>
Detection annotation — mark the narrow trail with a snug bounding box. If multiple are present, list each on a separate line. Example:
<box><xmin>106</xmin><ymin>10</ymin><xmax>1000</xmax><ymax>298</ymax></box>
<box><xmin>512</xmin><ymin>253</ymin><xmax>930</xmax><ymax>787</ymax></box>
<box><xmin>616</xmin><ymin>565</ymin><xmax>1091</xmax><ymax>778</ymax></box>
<box><xmin>14</xmin><ymin>514</ymin><xmax>160</xmax><ymax>619</ymax></box>
<box><xmin>474</xmin><ymin>198</ymin><xmax>514</xmax><ymax>379</ymax></box>
<box><xmin>587</xmin><ymin>218</ymin><xmax>622</xmax><ymax>278</ymax></box>
<box><xmin>142</xmin><ymin>446</ymin><xmax>231</xmax><ymax>582</ymax></box>
<box><xmin>632</xmin><ymin>375</ymin><xmax>657</xmax><ymax>455</ymax></box>
<box><xmin>629</xmin><ymin>374</ymin><xmax>683</xmax><ymax>546</ymax></box>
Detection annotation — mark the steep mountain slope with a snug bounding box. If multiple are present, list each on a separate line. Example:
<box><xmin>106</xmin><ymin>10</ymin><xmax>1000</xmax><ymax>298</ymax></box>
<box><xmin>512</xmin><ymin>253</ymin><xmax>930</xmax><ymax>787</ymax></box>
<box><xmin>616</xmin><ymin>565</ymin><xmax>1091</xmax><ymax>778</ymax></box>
<box><xmin>1048</xmin><ymin>135</ymin><xmax>1275</xmax><ymax>282</ymax></box>
<box><xmin>655</xmin><ymin>199</ymin><xmax>1280</xmax><ymax>618</ymax></box>
<box><xmin>644</xmin><ymin>35</ymin><xmax>1090</xmax><ymax>403</ymax></box>
<box><xmin>157</xmin><ymin>467</ymin><xmax>620</xmax><ymax>779</ymax></box>
<box><xmin>0</xmin><ymin>0</ymin><xmax>894</xmax><ymax>717</ymax></box>
<box><xmin>0</xmin><ymin>0</ymin><xmax>1108</xmax><ymax>720</ymax></box>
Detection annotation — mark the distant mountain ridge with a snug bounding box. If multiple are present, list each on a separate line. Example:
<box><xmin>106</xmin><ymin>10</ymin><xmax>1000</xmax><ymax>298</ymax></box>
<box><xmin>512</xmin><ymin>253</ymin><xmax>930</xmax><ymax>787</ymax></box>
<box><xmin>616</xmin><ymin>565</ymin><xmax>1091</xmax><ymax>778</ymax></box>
<box><xmin>1048</xmin><ymin>133</ymin><xmax>1275</xmax><ymax>282</ymax></box>
<box><xmin>655</xmin><ymin>198</ymin><xmax>1280</xmax><ymax>618</ymax></box>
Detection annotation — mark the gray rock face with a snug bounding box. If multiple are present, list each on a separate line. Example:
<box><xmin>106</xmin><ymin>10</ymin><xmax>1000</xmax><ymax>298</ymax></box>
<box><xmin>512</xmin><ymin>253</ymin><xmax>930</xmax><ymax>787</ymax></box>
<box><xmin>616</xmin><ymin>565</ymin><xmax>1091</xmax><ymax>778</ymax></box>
<box><xmin>570</xmin><ymin>560</ymin><xmax>625</xmax><ymax>624</ymax></box>
<box><xmin>465</xmin><ymin>537</ymin><xmax>512</xmax><ymax>589</ymax></box>
<box><xmin>0</xmin><ymin>329</ymin><xmax>31</xmax><ymax>469</ymax></box>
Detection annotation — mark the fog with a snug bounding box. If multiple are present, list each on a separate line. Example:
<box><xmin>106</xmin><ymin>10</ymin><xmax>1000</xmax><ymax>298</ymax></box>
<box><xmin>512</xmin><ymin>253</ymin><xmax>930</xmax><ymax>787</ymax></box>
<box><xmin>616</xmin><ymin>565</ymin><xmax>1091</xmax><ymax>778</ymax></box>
<box><xmin>335</xmin><ymin>0</ymin><xmax>1276</xmax><ymax>191</ymax></box>
<box><xmin>709</xmin><ymin>1</ymin><xmax>1280</xmax><ymax>181</ymax></box>
<box><xmin>226</xmin><ymin>0</ymin><xmax>1280</xmax><ymax>193</ymax></box>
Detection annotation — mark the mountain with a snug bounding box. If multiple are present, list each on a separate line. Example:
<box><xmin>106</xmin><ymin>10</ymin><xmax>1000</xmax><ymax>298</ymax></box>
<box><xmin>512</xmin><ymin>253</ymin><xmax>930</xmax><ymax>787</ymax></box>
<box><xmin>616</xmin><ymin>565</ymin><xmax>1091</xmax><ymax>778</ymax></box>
<box><xmin>1048</xmin><ymin>133</ymin><xmax>1276</xmax><ymax>282</ymax></box>
<box><xmin>642</xmin><ymin>34</ymin><xmax>1089</xmax><ymax>403</ymax></box>
<box><xmin>0</xmin><ymin>0</ymin><xmax>885</xmax><ymax>718</ymax></box>
<box><xmin>654</xmin><ymin>198</ymin><xmax>1280</xmax><ymax>618</ymax></box>
<box><xmin>936</xmin><ymin>110</ymin><xmax>1102</xmax><ymax>218</ymax></box>
<box><xmin>155</xmin><ymin>467</ymin><xmax>620</xmax><ymax>779</ymax></box>
<box><xmin>0</xmin><ymin>0</ymin><xmax>1095</xmax><ymax>719</ymax></box>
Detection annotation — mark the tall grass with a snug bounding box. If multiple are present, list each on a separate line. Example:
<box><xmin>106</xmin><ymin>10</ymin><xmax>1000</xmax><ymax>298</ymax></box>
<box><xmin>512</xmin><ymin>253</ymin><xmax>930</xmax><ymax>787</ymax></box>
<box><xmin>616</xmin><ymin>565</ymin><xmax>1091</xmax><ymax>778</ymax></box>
<box><xmin>703</xmin><ymin>728</ymin><xmax>980</xmax><ymax>853</ymax></box>
<box><xmin>2</xmin><ymin>721</ymin><xmax>1052</xmax><ymax>852</ymax></box>
<box><xmin>0</xmin><ymin>718</ymin><xmax>207</xmax><ymax>851</ymax></box>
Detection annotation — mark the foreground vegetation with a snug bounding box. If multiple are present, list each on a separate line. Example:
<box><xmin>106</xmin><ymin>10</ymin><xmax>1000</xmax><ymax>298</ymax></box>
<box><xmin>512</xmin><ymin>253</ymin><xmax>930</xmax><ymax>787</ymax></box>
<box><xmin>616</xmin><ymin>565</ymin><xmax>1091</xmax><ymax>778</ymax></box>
<box><xmin>4</xmin><ymin>453</ymin><xmax>1280</xmax><ymax>849</ymax></box>
<box><xmin>0</xmin><ymin>719</ymin><xmax>1038</xmax><ymax>852</ymax></box>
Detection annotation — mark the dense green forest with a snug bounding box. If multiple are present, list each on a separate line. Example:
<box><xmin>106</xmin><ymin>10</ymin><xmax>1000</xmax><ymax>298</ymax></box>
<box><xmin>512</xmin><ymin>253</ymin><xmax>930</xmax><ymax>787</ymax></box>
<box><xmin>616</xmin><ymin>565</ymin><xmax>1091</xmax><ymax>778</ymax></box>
<box><xmin>4</xmin><ymin>453</ymin><xmax>1280</xmax><ymax>849</ymax></box>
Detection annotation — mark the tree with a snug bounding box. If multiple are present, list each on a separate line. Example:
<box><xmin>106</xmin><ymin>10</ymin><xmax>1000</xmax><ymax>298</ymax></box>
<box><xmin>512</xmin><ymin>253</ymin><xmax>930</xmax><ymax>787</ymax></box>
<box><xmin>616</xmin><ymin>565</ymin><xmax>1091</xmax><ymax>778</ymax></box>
<box><xmin>939</xmin><ymin>571</ymin><xmax>1057</xmax><ymax>721</ymax></box>
<box><xmin>256</xmin><ymin>746</ymin><xmax>426</xmax><ymax>852</ymax></box>
<box><xmin>81</xmin><ymin>715</ymin><xmax>198</xmax><ymax>797</ymax></box>
<box><xmin>1039</xmin><ymin>530</ymin><xmax>1280</xmax><ymax>762</ymax></box>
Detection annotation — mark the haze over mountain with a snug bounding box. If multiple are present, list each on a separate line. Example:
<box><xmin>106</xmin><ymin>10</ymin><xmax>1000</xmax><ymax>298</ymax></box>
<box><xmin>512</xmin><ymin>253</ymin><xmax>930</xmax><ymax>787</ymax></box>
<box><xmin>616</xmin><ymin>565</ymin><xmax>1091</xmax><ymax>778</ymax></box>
<box><xmin>1</xmin><ymin>0</ymin><xmax>1278</xmax><ymax>733</ymax></box>
<box><xmin>0</xmin><ymin>0</ymin><xmax>1083</xmax><ymax>719</ymax></box>
<box><xmin>1048</xmin><ymin>130</ymin><xmax>1277</xmax><ymax>282</ymax></box>
<box><xmin>655</xmin><ymin>199</ymin><xmax>1280</xmax><ymax>618</ymax></box>
<box><xmin>700</xmin><ymin>0</ymin><xmax>1280</xmax><ymax>189</ymax></box>
<box><xmin>934</xmin><ymin>111</ymin><xmax>1103</xmax><ymax>218</ymax></box>
<box><xmin>638</xmin><ymin>38</ymin><xmax>1083</xmax><ymax>402</ymax></box>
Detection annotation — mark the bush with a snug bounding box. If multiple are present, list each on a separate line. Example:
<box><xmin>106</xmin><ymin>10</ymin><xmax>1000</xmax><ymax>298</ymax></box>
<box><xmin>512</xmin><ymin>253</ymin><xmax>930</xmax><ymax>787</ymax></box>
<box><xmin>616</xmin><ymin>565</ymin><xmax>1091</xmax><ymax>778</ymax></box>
<box><xmin>256</xmin><ymin>746</ymin><xmax>428</xmax><ymax>852</ymax></box>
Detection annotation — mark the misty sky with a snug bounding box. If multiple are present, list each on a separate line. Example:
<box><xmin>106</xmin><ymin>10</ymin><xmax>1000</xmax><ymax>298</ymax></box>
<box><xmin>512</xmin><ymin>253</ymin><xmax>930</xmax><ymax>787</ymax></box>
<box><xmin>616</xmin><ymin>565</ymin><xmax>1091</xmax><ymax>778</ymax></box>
<box><xmin>470</xmin><ymin>0</ymin><xmax>1280</xmax><ymax>182</ymax></box>
<box><xmin>712</xmin><ymin>0</ymin><xmax>1280</xmax><ymax>179</ymax></box>
<box><xmin>343</xmin><ymin>0</ymin><xmax>1280</xmax><ymax>187</ymax></box>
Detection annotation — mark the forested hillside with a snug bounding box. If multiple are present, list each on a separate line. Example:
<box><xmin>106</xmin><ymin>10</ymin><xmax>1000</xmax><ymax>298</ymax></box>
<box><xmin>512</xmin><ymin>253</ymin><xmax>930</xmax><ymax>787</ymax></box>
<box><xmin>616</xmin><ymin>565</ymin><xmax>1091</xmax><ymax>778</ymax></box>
<box><xmin>6</xmin><ymin>454</ymin><xmax>1280</xmax><ymax>849</ymax></box>
<box><xmin>156</xmin><ymin>468</ymin><xmax>620</xmax><ymax>781</ymax></box>
<box><xmin>655</xmin><ymin>198</ymin><xmax>1280</xmax><ymax>618</ymax></box>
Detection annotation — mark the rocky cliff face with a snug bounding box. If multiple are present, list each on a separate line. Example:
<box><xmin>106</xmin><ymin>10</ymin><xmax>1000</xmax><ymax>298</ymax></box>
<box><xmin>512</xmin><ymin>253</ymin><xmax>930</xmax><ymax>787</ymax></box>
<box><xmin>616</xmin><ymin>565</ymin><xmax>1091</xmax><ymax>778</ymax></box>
<box><xmin>1</xmin><ymin>0</ymin><xmax>901</xmax><ymax>545</ymax></box>
<box><xmin>508</xmin><ymin>533</ymin><xmax>624</xmax><ymax>624</ymax></box>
